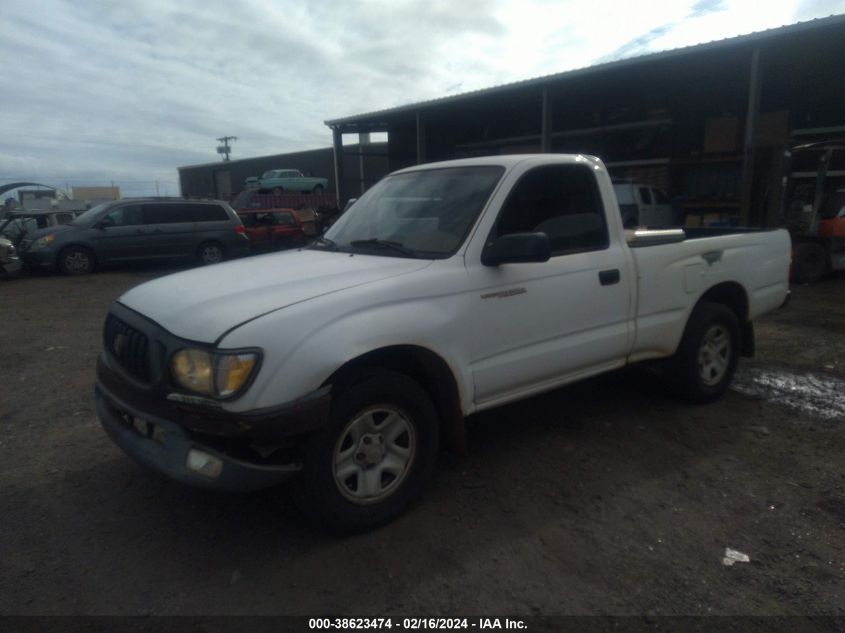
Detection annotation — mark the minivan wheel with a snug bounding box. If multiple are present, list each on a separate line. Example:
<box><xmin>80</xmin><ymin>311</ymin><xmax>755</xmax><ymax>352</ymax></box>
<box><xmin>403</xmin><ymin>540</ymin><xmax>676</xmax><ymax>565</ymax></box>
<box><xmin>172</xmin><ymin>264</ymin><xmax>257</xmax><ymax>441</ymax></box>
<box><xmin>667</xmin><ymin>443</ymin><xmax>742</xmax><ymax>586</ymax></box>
<box><xmin>58</xmin><ymin>246</ymin><xmax>95</xmax><ymax>275</ymax></box>
<box><xmin>197</xmin><ymin>241</ymin><xmax>224</xmax><ymax>265</ymax></box>
<box><xmin>291</xmin><ymin>370</ymin><xmax>440</xmax><ymax>533</ymax></box>
<box><xmin>272</xmin><ymin>187</ymin><xmax>284</xmax><ymax>195</ymax></box>
<box><xmin>313</xmin><ymin>185</ymin><xmax>325</xmax><ymax>194</ymax></box>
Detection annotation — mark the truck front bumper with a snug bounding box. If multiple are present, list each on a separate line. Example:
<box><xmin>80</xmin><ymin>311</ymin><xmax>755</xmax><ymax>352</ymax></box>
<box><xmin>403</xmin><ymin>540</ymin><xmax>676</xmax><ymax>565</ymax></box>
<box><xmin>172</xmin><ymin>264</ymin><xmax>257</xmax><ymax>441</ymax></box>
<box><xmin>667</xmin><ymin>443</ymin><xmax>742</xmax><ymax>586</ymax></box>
<box><xmin>96</xmin><ymin>353</ymin><xmax>332</xmax><ymax>492</ymax></box>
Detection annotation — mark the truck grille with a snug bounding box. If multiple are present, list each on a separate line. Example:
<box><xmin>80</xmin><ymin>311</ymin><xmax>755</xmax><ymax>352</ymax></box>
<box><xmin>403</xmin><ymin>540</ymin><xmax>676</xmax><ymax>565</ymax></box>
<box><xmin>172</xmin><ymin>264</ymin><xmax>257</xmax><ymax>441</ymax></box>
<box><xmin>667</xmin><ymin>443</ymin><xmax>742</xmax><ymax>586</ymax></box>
<box><xmin>104</xmin><ymin>315</ymin><xmax>151</xmax><ymax>382</ymax></box>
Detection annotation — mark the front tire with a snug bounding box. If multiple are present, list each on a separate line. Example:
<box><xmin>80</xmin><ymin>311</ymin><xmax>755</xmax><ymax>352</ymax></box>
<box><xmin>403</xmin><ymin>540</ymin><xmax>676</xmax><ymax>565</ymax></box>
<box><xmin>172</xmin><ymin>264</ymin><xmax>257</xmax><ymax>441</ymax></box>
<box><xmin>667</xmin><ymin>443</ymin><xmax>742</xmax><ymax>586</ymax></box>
<box><xmin>666</xmin><ymin>302</ymin><xmax>740</xmax><ymax>403</ymax></box>
<box><xmin>291</xmin><ymin>370</ymin><xmax>440</xmax><ymax>533</ymax></box>
<box><xmin>58</xmin><ymin>246</ymin><xmax>95</xmax><ymax>275</ymax></box>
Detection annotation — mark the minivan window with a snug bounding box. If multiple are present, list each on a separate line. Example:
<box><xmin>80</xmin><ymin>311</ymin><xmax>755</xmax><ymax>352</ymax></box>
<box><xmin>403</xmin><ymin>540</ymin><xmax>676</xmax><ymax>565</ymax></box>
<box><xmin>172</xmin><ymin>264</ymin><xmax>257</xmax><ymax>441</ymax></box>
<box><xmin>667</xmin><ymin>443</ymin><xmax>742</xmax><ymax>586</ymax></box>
<box><xmin>105</xmin><ymin>205</ymin><xmax>144</xmax><ymax>226</ymax></box>
<box><xmin>192</xmin><ymin>204</ymin><xmax>229</xmax><ymax>222</ymax></box>
<box><xmin>639</xmin><ymin>187</ymin><xmax>652</xmax><ymax>204</ymax></box>
<box><xmin>70</xmin><ymin>202</ymin><xmax>112</xmax><ymax>227</ymax></box>
<box><xmin>143</xmin><ymin>204</ymin><xmax>190</xmax><ymax>224</ymax></box>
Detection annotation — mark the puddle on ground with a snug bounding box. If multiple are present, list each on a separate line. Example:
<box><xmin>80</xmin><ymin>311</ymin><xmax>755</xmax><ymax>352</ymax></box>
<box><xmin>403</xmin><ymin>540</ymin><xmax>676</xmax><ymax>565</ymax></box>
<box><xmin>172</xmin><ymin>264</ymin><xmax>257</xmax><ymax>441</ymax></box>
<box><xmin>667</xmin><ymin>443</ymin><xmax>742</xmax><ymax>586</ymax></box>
<box><xmin>732</xmin><ymin>367</ymin><xmax>845</xmax><ymax>421</ymax></box>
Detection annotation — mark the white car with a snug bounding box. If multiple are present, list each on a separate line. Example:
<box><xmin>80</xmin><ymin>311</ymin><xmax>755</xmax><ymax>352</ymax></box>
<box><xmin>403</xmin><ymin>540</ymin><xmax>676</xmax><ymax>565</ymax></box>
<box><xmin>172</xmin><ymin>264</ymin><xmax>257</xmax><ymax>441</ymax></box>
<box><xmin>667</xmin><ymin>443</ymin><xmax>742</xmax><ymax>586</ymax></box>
<box><xmin>96</xmin><ymin>154</ymin><xmax>791</xmax><ymax>532</ymax></box>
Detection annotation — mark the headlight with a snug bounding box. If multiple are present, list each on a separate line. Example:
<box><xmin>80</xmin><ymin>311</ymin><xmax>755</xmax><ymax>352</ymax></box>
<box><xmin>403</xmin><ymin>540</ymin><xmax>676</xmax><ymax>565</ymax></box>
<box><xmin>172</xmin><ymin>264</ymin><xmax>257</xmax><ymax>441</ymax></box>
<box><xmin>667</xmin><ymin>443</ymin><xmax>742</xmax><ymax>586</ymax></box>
<box><xmin>170</xmin><ymin>349</ymin><xmax>259</xmax><ymax>398</ymax></box>
<box><xmin>31</xmin><ymin>234</ymin><xmax>55</xmax><ymax>249</ymax></box>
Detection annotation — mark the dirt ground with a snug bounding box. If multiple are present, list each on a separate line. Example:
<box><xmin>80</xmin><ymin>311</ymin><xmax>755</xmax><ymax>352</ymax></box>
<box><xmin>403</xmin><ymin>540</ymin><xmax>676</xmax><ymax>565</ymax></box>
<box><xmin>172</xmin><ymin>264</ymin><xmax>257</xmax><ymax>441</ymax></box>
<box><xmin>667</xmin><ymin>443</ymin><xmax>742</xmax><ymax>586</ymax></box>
<box><xmin>0</xmin><ymin>264</ymin><xmax>843</xmax><ymax>618</ymax></box>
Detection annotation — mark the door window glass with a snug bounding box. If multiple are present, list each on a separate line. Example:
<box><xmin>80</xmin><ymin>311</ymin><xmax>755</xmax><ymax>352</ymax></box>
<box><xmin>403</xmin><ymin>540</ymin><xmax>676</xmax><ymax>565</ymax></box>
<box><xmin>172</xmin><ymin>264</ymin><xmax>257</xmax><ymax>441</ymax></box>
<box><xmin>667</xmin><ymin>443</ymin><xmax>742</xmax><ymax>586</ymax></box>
<box><xmin>273</xmin><ymin>212</ymin><xmax>295</xmax><ymax>225</ymax></box>
<box><xmin>639</xmin><ymin>187</ymin><xmax>652</xmax><ymax>204</ymax></box>
<box><xmin>492</xmin><ymin>164</ymin><xmax>609</xmax><ymax>255</ymax></box>
<box><xmin>106</xmin><ymin>205</ymin><xmax>144</xmax><ymax>226</ymax></box>
<box><xmin>191</xmin><ymin>204</ymin><xmax>229</xmax><ymax>222</ymax></box>
<box><xmin>653</xmin><ymin>188</ymin><xmax>669</xmax><ymax>204</ymax></box>
<box><xmin>142</xmin><ymin>204</ymin><xmax>183</xmax><ymax>224</ymax></box>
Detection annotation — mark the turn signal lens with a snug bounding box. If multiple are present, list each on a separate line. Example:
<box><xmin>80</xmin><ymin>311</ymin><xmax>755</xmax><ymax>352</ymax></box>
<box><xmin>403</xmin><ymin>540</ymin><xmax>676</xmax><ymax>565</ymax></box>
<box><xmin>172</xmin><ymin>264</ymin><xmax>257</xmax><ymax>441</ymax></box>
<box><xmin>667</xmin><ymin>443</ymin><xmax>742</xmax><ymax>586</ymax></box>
<box><xmin>216</xmin><ymin>354</ymin><xmax>257</xmax><ymax>397</ymax></box>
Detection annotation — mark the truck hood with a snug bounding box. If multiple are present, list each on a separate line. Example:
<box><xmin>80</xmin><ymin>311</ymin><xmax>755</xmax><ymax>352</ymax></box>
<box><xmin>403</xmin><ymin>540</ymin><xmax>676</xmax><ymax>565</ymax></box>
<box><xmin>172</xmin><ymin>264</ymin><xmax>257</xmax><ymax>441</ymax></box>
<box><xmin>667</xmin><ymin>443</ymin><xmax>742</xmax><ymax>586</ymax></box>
<box><xmin>118</xmin><ymin>249</ymin><xmax>432</xmax><ymax>343</ymax></box>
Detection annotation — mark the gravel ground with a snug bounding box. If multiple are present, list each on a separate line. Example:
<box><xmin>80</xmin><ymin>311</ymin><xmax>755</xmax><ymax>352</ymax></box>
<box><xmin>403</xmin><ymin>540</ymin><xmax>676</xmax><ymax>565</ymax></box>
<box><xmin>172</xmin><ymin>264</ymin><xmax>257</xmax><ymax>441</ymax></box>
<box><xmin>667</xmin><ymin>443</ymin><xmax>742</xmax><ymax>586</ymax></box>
<box><xmin>0</xmin><ymin>265</ymin><xmax>843</xmax><ymax>617</ymax></box>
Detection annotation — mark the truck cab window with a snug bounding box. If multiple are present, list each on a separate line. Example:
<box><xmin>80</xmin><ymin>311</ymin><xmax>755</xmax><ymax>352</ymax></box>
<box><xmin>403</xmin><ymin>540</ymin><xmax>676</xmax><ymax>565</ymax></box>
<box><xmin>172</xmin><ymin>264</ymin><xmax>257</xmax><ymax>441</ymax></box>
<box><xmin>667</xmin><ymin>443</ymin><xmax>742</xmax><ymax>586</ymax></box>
<box><xmin>493</xmin><ymin>164</ymin><xmax>609</xmax><ymax>255</ymax></box>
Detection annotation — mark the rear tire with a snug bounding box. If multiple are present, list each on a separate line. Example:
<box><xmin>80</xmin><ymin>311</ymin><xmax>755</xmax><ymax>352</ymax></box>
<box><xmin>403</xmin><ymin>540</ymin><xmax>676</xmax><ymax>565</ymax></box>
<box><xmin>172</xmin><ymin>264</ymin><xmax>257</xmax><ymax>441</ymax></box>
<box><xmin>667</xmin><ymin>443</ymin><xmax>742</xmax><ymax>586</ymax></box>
<box><xmin>197</xmin><ymin>241</ymin><xmax>224</xmax><ymax>265</ymax></box>
<box><xmin>58</xmin><ymin>246</ymin><xmax>95</xmax><ymax>275</ymax></box>
<box><xmin>665</xmin><ymin>302</ymin><xmax>740</xmax><ymax>403</ymax></box>
<box><xmin>291</xmin><ymin>370</ymin><xmax>440</xmax><ymax>533</ymax></box>
<box><xmin>791</xmin><ymin>241</ymin><xmax>827</xmax><ymax>284</ymax></box>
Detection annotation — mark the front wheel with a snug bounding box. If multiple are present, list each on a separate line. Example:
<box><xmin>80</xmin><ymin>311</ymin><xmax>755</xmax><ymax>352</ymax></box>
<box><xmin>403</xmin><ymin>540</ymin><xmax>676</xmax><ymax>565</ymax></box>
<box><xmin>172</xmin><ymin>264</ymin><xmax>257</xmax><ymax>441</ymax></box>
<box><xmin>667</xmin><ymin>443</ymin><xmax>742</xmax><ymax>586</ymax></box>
<box><xmin>291</xmin><ymin>370</ymin><xmax>440</xmax><ymax>533</ymax></box>
<box><xmin>665</xmin><ymin>302</ymin><xmax>740</xmax><ymax>403</ymax></box>
<box><xmin>58</xmin><ymin>246</ymin><xmax>95</xmax><ymax>275</ymax></box>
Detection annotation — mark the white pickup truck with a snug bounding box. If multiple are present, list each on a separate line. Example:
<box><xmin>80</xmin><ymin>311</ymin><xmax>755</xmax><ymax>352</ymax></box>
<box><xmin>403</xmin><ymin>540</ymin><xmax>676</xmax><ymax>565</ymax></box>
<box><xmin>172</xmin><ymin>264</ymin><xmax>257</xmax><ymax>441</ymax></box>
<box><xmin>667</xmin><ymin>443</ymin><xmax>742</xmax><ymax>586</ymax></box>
<box><xmin>95</xmin><ymin>154</ymin><xmax>791</xmax><ymax>532</ymax></box>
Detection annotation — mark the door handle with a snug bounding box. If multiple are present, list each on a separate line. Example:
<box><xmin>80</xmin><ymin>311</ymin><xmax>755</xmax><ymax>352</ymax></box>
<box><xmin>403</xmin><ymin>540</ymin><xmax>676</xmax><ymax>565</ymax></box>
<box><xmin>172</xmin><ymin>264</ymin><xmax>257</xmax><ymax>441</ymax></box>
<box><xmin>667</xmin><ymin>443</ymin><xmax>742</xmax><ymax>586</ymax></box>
<box><xmin>599</xmin><ymin>269</ymin><xmax>620</xmax><ymax>286</ymax></box>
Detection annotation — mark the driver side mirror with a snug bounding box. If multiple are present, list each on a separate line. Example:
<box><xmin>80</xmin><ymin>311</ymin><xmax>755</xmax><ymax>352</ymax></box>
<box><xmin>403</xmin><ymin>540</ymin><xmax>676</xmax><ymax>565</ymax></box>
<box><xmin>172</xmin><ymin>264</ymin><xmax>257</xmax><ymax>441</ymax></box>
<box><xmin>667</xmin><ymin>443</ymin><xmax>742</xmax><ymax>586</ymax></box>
<box><xmin>96</xmin><ymin>217</ymin><xmax>115</xmax><ymax>229</ymax></box>
<box><xmin>481</xmin><ymin>232</ymin><xmax>551</xmax><ymax>266</ymax></box>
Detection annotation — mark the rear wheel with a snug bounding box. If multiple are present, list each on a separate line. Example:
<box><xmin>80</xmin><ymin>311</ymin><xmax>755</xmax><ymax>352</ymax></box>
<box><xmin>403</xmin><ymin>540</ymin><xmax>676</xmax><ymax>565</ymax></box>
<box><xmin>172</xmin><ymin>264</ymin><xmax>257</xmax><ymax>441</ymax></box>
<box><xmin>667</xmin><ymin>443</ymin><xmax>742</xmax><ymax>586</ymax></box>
<box><xmin>792</xmin><ymin>241</ymin><xmax>827</xmax><ymax>284</ymax></box>
<box><xmin>58</xmin><ymin>246</ymin><xmax>95</xmax><ymax>275</ymax></box>
<box><xmin>197</xmin><ymin>241</ymin><xmax>224</xmax><ymax>265</ymax></box>
<box><xmin>291</xmin><ymin>370</ymin><xmax>440</xmax><ymax>533</ymax></box>
<box><xmin>665</xmin><ymin>302</ymin><xmax>740</xmax><ymax>402</ymax></box>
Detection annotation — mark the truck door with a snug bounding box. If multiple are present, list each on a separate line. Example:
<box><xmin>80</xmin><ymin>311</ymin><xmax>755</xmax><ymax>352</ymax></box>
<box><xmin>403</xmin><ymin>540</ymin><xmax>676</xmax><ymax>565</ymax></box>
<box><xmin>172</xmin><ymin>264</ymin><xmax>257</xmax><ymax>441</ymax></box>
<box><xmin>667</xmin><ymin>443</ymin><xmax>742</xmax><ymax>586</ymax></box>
<box><xmin>466</xmin><ymin>164</ymin><xmax>632</xmax><ymax>407</ymax></box>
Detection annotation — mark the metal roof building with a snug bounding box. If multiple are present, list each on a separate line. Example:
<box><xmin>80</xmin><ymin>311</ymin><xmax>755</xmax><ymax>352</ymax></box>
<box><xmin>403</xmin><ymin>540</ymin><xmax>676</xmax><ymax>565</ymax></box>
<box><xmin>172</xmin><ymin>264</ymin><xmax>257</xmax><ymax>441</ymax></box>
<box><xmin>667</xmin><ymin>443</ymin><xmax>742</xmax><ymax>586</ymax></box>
<box><xmin>326</xmin><ymin>14</ymin><xmax>845</xmax><ymax>226</ymax></box>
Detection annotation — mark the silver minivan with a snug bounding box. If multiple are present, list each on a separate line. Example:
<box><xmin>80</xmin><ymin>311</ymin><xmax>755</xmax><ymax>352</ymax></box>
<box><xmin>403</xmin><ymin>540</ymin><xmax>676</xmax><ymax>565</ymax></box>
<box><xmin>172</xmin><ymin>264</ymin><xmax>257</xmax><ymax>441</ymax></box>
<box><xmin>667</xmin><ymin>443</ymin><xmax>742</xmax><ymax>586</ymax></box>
<box><xmin>20</xmin><ymin>198</ymin><xmax>249</xmax><ymax>275</ymax></box>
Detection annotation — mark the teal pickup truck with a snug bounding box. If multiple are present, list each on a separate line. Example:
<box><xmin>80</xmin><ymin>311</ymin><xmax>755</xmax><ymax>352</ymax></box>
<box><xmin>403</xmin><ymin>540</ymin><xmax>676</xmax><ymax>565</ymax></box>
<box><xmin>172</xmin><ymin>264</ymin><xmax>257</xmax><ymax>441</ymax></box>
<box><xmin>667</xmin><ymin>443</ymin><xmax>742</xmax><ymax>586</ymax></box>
<box><xmin>244</xmin><ymin>169</ymin><xmax>328</xmax><ymax>194</ymax></box>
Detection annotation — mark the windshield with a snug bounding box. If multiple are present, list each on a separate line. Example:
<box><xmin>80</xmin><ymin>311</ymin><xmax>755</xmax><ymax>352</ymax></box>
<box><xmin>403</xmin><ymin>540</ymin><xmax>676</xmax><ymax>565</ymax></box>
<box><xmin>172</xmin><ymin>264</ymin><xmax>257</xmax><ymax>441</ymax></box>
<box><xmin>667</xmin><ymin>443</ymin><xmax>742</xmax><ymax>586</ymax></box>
<box><xmin>70</xmin><ymin>202</ymin><xmax>112</xmax><ymax>227</ymax></box>
<box><xmin>323</xmin><ymin>166</ymin><xmax>504</xmax><ymax>258</ymax></box>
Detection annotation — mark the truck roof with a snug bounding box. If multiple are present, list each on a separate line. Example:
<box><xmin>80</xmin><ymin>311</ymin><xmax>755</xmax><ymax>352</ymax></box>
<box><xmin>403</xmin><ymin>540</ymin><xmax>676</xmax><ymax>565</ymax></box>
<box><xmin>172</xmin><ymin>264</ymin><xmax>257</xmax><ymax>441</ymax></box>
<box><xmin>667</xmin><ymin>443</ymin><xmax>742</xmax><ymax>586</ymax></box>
<box><xmin>392</xmin><ymin>153</ymin><xmax>602</xmax><ymax>174</ymax></box>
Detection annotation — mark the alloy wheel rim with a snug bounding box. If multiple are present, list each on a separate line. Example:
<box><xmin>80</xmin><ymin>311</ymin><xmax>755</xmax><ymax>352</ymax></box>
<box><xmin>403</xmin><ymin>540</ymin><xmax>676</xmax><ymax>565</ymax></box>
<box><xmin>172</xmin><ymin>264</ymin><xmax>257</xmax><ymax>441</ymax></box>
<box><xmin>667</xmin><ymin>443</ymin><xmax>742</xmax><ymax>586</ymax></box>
<box><xmin>66</xmin><ymin>252</ymin><xmax>89</xmax><ymax>272</ymax></box>
<box><xmin>333</xmin><ymin>405</ymin><xmax>416</xmax><ymax>504</ymax></box>
<box><xmin>202</xmin><ymin>246</ymin><xmax>222</xmax><ymax>263</ymax></box>
<box><xmin>697</xmin><ymin>324</ymin><xmax>731</xmax><ymax>386</ymax></box>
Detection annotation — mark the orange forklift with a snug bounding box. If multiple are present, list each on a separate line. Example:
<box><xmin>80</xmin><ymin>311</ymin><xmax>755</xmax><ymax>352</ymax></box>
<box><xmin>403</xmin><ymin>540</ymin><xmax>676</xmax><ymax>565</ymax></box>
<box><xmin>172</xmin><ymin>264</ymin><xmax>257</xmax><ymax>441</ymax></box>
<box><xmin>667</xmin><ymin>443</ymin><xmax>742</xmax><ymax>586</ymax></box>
<box><xmin>782</xmin><ymin>141</ymin><xmax>845</xmax><ymax>283</ymax></box>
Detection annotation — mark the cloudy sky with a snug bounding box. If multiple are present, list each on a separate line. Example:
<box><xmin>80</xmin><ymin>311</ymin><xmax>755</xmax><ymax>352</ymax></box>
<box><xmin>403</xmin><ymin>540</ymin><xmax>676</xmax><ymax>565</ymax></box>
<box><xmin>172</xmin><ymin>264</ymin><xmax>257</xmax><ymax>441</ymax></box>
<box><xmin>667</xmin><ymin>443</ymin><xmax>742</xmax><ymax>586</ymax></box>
<box><xmin>2</xmin><ymin>0</ymin><xmax>843</xmax><ymax>197</ymax></box>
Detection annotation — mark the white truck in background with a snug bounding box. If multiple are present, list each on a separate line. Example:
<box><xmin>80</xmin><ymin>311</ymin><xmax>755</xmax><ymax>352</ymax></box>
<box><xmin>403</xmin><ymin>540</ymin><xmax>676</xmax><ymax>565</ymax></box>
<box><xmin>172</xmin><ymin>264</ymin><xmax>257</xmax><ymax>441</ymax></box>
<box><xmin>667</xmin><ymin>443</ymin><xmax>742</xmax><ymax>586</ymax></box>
<box><xmin>95</xmin><ymin>154</ymin><xmax>791</xmax><ymax>532</ymax></box>
<box><xmin>613</xmin><ymin>181</ymin><xmax>675</xmax><ymax>227</ymax></box>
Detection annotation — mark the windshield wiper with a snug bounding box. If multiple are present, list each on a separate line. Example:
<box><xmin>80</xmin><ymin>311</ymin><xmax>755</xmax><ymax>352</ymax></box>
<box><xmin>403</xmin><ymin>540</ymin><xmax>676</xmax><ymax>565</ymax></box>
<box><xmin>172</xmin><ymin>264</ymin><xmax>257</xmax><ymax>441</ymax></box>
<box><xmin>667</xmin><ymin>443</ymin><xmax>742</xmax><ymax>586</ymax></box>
<box><xmin>310</xmin><ymin>235</ymin><xmax>338</xmax><ymax>251</ymax></box>
<box><xmin>349</xmin><ymin>238</ymin><xmax>416</xmax><ymax>257</ymax></box>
